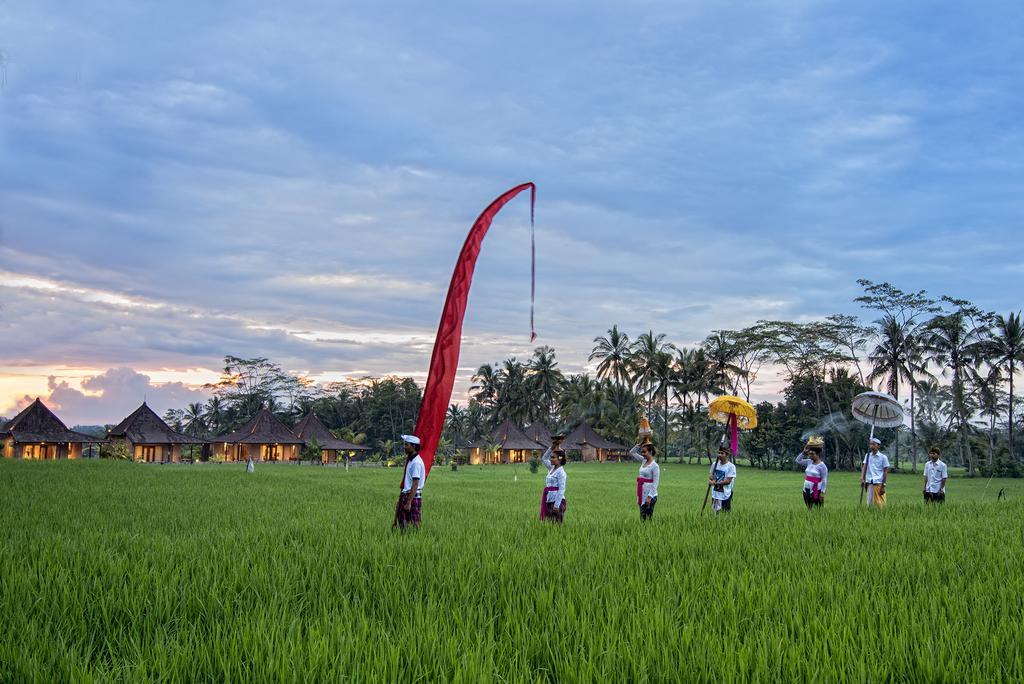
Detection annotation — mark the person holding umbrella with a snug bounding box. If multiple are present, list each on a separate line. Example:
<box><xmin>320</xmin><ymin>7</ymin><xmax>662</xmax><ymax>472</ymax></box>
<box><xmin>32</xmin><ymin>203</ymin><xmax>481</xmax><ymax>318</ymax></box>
<box><xmin>860</xmin><ymin>437</ymin><xmax>890</xmax><ymax>507</ymax></box>
<box><xmin>795</xmin><ymin>436</ymin><xmax>828</xmax><ymax>508</ymax></box>
<box><xmin>708</xmin><ymin>445</ymin><xmax>736</xmax><ymax>513</ymax></box>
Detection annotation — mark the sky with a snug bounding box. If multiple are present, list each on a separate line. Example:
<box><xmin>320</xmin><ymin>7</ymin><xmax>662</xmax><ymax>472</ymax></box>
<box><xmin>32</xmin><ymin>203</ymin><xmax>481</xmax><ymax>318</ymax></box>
<box><xmin>2</xmin><ymin>1</ymin><xmax>1023</xmax><ymax>426</ymax></box>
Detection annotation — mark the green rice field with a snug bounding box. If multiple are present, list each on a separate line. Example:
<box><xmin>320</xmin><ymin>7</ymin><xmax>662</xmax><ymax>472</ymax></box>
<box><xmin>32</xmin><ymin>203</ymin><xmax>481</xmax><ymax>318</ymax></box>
<box><xmin>1</xmin><ymin>459</ymin><xmax>1022</xmax><ymax>682</ymax></box>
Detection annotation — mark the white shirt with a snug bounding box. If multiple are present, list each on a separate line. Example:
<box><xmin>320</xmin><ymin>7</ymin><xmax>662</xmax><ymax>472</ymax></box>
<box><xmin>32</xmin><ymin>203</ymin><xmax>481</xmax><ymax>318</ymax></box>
<box><xmin>710</xmin><ymin>460</ymin><xmax>736</xmax><ymax>500</ymax></box>
<box><xmin>402</xmin><ymin>455</ymin><xmax>425</xmax><ymax>495</ymax></box>
<box><xmin>541</xmin><ymin>448</ymin><xmax>566</xmax><ymax>506</ymax></box>
<box><xmin>795</xmin><ymin>454</ymin><xmax>828</xmax><ymax>493</ymax></box>
<box><xmin>924</xmin><ymin>459</ymin><xmax>948</xmax><ymax>493</ymax></box>
<box><xmin>862</xmin><ymin>452</ymin><xmax>890</xmax><ymax>483</ymax></box>
<box><xmin>630</xmin><ymin>445</ymin><xmax>660</xmax><ymax>501</ymax></box>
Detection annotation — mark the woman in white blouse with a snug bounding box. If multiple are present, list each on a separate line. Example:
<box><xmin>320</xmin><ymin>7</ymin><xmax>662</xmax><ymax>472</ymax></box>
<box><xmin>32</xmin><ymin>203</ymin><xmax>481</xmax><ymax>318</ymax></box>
<box><xmin>629</xmin><ymin>442</ymin><xmax>660</xmax><ymax>520</ymax></box>
<box><xmin>795</xmin><ymin>436</ymin><xmax>828</xmax><ymax>508</ymax></box>
<box><xmin>540</xmin><ymin>437</ymin><xmax>568</xmax><ymax>523</ymax></box>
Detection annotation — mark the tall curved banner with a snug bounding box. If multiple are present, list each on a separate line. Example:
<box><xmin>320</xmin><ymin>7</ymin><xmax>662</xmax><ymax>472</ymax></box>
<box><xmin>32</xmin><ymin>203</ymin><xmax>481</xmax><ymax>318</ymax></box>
<box><xmin>410</xmin><ymin>182</ymin><xmax>536</xmax><ymax>479</ymax></box>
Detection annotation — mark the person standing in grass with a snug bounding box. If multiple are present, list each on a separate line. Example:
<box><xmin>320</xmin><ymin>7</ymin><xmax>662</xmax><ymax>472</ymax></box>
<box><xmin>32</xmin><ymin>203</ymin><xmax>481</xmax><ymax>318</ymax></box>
<box><xmin>246</xmin><ymin>456</ymin><xmax>254</xmax><ymax>473</ymax></box>
<box><xmin>708</xmin><ymin>446</ymin><xmax>736</xmax><ymax>513</ymax></box>
<box><xmin>923</xmin><ymin>447</ymin><xmax>948</xmax><ymax>504</ymax></box>
<box><xmin>795</xmin><ymin>436</ymin><xmax>828</xmax><ymax>508</ymax></box>
<box><xmin>630</xmin><ymin>442</ymin><xmax>660</xmax><ymax>521</ymax></box>
<box><xmin>540</xmin><ymin>436</ymin><xmax>567</xmax><ymax>523</ymax></box>
<box><xmin>394</xmin><ymin>435</ymin><xmax>425</xmax><ymax>530</ymax></box>
<box><xmin>860</xmin><ymin>437</ymin><xmax>890</xmax><ymax>507</ymax></box>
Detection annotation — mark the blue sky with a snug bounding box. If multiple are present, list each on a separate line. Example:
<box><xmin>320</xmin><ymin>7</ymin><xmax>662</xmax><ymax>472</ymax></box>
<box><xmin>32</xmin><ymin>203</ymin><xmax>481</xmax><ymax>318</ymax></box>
<box><xmin>2</xmin><ymin>1</ymin><xmax>1023</xmax><ymax>424</ymax></box>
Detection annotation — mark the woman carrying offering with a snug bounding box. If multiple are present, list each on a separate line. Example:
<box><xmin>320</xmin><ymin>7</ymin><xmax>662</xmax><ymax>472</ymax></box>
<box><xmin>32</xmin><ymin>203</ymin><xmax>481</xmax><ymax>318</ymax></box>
<box><xmin>540</xmin><ymin>436</ymin><xmax>567</xmax><ymax>523</ymax></box>
<box><xmin>796</xmin><ymin>436</ymin><xmax>828</xmax><ymax>508</ymax></box>
<box><xmin>629</xmin><ymin>442</ymin><xmax>660</xmax><ymax>521</ymax></box>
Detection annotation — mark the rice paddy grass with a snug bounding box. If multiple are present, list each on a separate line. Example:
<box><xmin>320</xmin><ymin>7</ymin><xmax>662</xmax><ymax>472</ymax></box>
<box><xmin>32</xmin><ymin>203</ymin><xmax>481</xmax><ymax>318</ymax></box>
<box><xmin>1</xmin><ymin>459</ymin><xmax>1022</xmax><ymax>682</ymax></box>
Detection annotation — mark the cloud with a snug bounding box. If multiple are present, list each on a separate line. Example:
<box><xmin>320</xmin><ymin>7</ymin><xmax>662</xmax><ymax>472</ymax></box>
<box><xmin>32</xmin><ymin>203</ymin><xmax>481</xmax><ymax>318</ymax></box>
<box><xmin>4</xmin><ymin>368</ymin><xmax>210</xmax><ymax>426</ymax></box>
<box><xmin>3</xmin><ymin>1</ymin><xmax>1024</xmax><ymax>423</ymax></box>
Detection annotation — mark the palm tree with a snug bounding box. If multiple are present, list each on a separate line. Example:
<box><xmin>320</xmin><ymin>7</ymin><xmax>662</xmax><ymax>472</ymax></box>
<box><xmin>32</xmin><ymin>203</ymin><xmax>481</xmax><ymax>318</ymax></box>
<box><xmin>987</xmin><ymin>312</ymin><xmax>1024</xmax><ymax>459</ymax></box>
<box><xmin>204</xmin><ymin>396</ymin><xmax>226</xmax><ymax>435</ymax></box>
<box><xmin>558</xmin><ymin>374</ymin><xmax>603</xmax><ymax>426</ymax></box>
<box><xmin>630</xmin><ymin>331</ymin><xmax>676</xmax><ymax>405</ymax></box>
<box><xmin>528</xmin><ymin>346</ymin><xmax>564</xmax><ymax>422</ymax></box>
<box><xmin>470</xmin><ymin>364</ymin><xmax>501</xmax><ymax>415</ymax></box>
<box><xmin>975</xmin><ymin>365</ymin><xmax>1005</xmax><ymax>468</ymax></box>
<box><xmin>183</xmin><ymin>402</ymin><xmax>207</xmax><ymax>437</ymax></box>
<box><xmin>924</xmin><ymin>311</ymin><xmax>987</xmax><ymax>476</ymax></box>
<box><xmin>589</xmin><ymin>325</ymin><xmax>632</xmax><ymax>387</ymax></box>
<box><xmin>867</xmin><ymin>314</ymin><xmax>930</xmax><ymax>472</ymax></box>
<box><xmin>703</xmin><ymin>331</ymin><xmax>745</xmax><ymax>395</ymax></box>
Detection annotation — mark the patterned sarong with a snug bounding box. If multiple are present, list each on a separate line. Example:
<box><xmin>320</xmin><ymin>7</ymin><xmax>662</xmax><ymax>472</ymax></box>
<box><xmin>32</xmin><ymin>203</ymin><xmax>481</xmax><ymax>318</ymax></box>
<box><xmin>395</xmin><ymin>493</ymin><xmax>422</xmax><ymax>529</ymax></box>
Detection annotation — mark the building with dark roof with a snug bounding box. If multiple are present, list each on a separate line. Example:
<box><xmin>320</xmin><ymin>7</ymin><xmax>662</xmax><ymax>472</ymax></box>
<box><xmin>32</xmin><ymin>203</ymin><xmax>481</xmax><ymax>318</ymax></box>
<box><xmin>292</xmin><ymin>412</ymin><xmax>369</xmax><ymax>464</ymax></box>
<box><xmin>107</xmin><ymin>402</ymin><xmax>209</xmax><ymax>463</ymax></box>
<box><xmin>562</xmin><ymin>422</ymin><xmax>628</xmax><ymax>462</ymax></box>
<box><xmin>524</xmin><ymin>422</ymin><xmax>553</xmax><ymax>449</ymax></box>
<box><xmin>465</xmin><ymin>419</ymin><xmax>546</xmax><ymax>464</ymax></box>
<box><xmin>214</xmin><ymin>409</ymin><xmax>304</xmax><ymax>462</ymax></box>
<box><xmin>1</xmin><ymin>398</ymin><xmax>104</xmax><ymax>460</ymax></box>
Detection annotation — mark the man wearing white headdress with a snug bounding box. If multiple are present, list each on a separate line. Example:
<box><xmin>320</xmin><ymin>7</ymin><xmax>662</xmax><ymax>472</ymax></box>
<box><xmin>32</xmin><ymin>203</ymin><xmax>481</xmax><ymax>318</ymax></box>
<box><xmin>394</xmin><ymin>435</ymin><xmax>425</xmax><ymax>529</ymax></box>
<box><xmin>860</xmin><ymin>437</ymin><xmax>890</xmax><ymax>507</ymax></box>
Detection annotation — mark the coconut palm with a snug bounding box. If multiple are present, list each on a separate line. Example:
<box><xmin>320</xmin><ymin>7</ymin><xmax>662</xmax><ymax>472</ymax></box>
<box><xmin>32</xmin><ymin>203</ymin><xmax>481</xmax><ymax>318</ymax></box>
<box><xmin>528</xmin><ymin>346</ymin><xmax>564</xmax><ymax>422</ymax></box>
<box><xmin>867</xmin><ymin>314</ymin><xmax>931</xmax><ymax>472</ymax></box>
<box><xmin>183</xmin><ymin>402</ymin><xmax>207</xmax><ymax>437</ymax></box>
<box><xmin>986</xmin><ymin>312</ymin><xmax>1024</xmax><ymax>459</ymax></box>
<box><xmin>924</xmin><ymin>310</ymin><xmax>987</xmax><ymax>476</ymax></box>
<box><xmin>470</xmin><ymin>364</ymin><xmax>501</xmax><ymax>413</ymax></box>
<box><xmin>203</xmin><ymin>396</ymin><xmax>226</xmax><ymax>435</ymax></box>
<box><xmin>703</xmin><ymin>331</ymin><xmax>746</xmax><ymax>395</ymax></box>
<box><xmin>589</xmin><ymin>325</ymin><xmax>632</xmax><ymax>387</ymax></box>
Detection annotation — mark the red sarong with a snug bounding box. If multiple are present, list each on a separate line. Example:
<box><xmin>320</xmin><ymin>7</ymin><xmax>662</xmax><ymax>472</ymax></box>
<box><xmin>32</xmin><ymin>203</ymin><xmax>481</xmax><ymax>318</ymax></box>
<box><xmin>804</xmin><ymin>475</ymin><xmax>822</xmax><ymax>500</ymax></box>
<box><xmin>636</xmin><ymin>477</ymin><xmax>653</xmax><ymax>506</ymax></box>
<box><xmin>540</xmin><ymin>486</ymin><xmax>558</xmax><ymax>520</ymax></box>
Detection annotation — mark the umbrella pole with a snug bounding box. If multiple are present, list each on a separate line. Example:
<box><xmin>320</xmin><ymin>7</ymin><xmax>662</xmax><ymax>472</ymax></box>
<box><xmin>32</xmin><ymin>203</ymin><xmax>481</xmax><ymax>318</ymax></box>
<box><xmin>861</xmin><ymin>407</ymin><xmax>878</xmax><ymax>506</ymax></box>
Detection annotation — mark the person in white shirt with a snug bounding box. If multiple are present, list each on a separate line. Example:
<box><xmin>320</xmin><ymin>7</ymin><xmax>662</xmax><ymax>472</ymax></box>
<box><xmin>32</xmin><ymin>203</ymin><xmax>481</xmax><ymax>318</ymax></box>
<box><xmin>630</xmin><ymin>442</ymin><xmax>660</xmax><ymax>521</ymax></box>
<box><xmin>795</xmin><ymin>436</ymin><xmax>828</xmax><ymax>508</ymax></box>
<box><xmin>540</xmin><ymin>436</ymin><xmax>568</xmax><ymax>522</ymax></box>
<box><xmin>394</xmin><ymin>435</ymin><xmax>425</xmax><ymax>530</ymax></box>
<box><xmin>708</xmin><ymin>446</ymin><xmax>736</xmax><ymax>513</ymax></box>
<box><xmin>246</xmin><ymin>457</ymin><xmax>254</xmax><ymax>473</ymax></box>
<box><xmin>923</xmin><ymin>447</ymin><xmax>948</xmax><ymax>503</ymax></box>
<box><xmin>860</xmin><ymin>437</ymin><xmax>890</xmax><ymax>507</ymax></box>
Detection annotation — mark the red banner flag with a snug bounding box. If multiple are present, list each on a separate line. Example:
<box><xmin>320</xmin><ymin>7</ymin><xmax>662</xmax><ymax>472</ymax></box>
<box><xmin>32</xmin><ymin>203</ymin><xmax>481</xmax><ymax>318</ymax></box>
<box><xmin>409</xmin><ymin>182</ymin><xmax>536</xmax><ymax>479</ymax></box>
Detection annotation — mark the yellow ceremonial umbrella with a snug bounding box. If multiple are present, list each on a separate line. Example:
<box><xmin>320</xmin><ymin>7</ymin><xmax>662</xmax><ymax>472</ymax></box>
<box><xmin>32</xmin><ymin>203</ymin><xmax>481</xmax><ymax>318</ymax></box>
<box><xmin>708</xmin><ymin>396</ymin><xmax>758</xmax><ymax>429</ymax></box>
<box><xmin>703</xmin><ymin>395</ymin><xmax>757</xmax><ymax>515</ymax></box>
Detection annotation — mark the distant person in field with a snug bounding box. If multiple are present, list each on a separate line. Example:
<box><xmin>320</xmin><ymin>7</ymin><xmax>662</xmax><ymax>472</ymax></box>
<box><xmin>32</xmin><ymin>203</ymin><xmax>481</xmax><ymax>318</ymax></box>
<box><xmin>923</xmin><ymin>447</ymin><xmax>948</xmax><ymax>504</ymax></box>
<box><xmin>796</xmin><ymin>436</ymin><xmax>828</xmax><ymax>508</ymax></box>
<box><xmin>540</xmin><ymin>436</ymin><xmax>567</xmax><ymax>523</ymax></box>
<box><xmin>860</xmin><ymin>437</ymin><xmax>890</xmax><ymax>507</ymax></box>
<box><xmin>708</xmin><ymin>446</ymin><xmax>736</xmax><ymax>513</ymax></box>
<box><xmin>246</xmin><ymin>457</ymin><xmax>254</xmax><ymax>473</ymax></box>
<box><xmin>394</xmin><ymin>435</ymin><xmax>425</xmax><ymax>530</ymax></box>
<box><xmin>630</xmin><ymin>441</ymin><xmax>660</xmax><ymax>521</ymax></box>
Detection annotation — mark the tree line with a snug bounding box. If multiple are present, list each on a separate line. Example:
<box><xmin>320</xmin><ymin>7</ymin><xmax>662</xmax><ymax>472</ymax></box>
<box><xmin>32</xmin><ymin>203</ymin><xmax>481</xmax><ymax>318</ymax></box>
<box><xmin>155</xmin><ymin>280</ymin><xmax>1021</xmax><ymax>474</ymax></box>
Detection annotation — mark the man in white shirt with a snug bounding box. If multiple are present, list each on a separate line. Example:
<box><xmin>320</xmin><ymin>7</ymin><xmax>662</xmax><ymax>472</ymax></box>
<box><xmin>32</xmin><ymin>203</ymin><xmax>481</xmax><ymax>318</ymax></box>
<box><xmin>394</xmin><ymin>435</ymin><xmax>425</xmax><ymax>530</ymax></box>
<box><xmin>860</xmin><ymin>437</ymin><xmax>890</xmax><ymax>507</ymax></box>
<box><xmin>923</xmin><ymin>447</ymin><xmax>948</xmax><ymax>503</ymax></box>
<box><xmin>708</xmin><ymin>446</ymin><xmax>736</xmax><ymax>513</ymax></box>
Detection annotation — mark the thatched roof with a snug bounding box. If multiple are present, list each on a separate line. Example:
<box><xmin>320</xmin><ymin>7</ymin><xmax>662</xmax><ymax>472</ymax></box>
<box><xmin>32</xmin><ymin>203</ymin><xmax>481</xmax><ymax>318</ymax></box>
<box><xmin>467</xmin><ymin>419</ymin><xmax>546</xmax><ymax>451</ymax></box>
<box><xmin>1</xmin><ymin>398</ymin><xmax>104</xmax><ymax>443</ymax></box>
<box><xmin>524</xmin><ymin>422</ymin><xmax>553</xmax><ymax>448</ymax></box>
<box><xmin>218</xmin><ymin>409</ymin><xmax>303</xmax><ymax>444</ymax></box>
<box><xmin>108</xmin><ymin>403</ymin><xmax>208</xmax><ymax>445</ymax></box>
<box><xmin>292</xmin><ymin>412</ymin><xmax>369</xmax><ymax>451</ymax></box>
<box><xmin>562</xmin><ymin>422</ymin><xmax>627</xmax><ymax>451</ymax></box>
